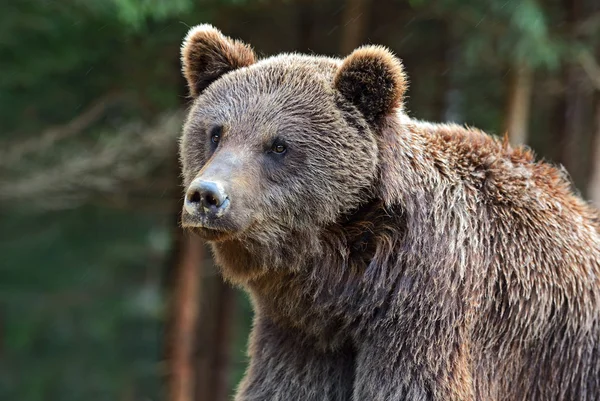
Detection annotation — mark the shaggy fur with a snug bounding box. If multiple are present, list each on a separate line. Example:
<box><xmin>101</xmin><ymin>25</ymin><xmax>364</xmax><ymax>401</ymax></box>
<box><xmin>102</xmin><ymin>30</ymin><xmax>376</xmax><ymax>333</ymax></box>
<box><xmin>179</xmin><ymin>25</ymin><xmax>600</xmax><ymax>401</ymax></box>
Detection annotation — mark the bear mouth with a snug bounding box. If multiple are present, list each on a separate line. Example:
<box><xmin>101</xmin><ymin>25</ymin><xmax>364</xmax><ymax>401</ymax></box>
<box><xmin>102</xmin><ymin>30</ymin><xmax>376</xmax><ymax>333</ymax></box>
<box><xmin>188</xmin><ymin>226</ymin><xmax>235</xmax><ymax>242</ymax></box>
<box><xmin>180</xmin><ymin>205</ymin><xmax>253</xmax><ymax>243</ymax></box>
<box><xmin>181</xmin><ymin>214</ymin><xmax>240</xmax><ymax>242</ymax></box>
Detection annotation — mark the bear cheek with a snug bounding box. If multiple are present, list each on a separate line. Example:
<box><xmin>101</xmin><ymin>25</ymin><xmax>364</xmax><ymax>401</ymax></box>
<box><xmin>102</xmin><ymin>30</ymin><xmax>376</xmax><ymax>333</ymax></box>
<box><xmin>228</xmin><ymin>177</ymin><xmax>260</xmax><ymax>229</ymax></box>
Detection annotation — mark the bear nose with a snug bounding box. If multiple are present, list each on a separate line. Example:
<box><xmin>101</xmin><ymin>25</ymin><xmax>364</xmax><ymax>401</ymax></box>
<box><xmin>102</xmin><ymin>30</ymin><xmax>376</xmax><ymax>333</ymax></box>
<box><xmin>184</xmin><ymin>179</ymin><xmax>229</xmax><ymax>216</ymax></box>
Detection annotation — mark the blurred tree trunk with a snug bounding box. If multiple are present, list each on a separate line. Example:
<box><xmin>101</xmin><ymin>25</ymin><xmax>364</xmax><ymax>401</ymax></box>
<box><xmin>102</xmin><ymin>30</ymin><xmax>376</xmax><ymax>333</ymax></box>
<box><xmin>504</xmin><ymin>64</ymin><xmax>533</xmax><ymax>146</ymax></box>
<box><xmin>213</xmin><ymin>283</ymin><xmax>237</xmax><ymax>401</ymax></box>
<box><xmin>557</xmin><ymin>0</ymin><xmax>587</xmax><ymax>185</ymax></box>
<box><xmin>165</xmin><ymin>64</ymin><xmax>205</xmax><ymax>401</ymax></box>
<box><xmin>588</xmin><ymin>93</ymin><xmax>600</xmax><ymax>206</ymax></box>
<box><xmin>166</xmin><ymin>228</ymin><xmax>204</xmax><ymax>401</ymax></box>
<box><xmin>164</xmin><ymin>71</ymin><xmax>237</xmax><ymax>401</ymax></box>
<box><xmin>340</xmin><ymin>0</ymin><xmax>371</xmax><ymax>54</ymax></box>
<box><xmin>195</xmin><ymin>272</ymin><xmax>237</xmax><ymax>401</ymax></box>
<box><xmin>194</xmin><ymin>272</ymin><xmax>216</xmax><ymax>401</ymax></box>
<box><xmin>559</xmin><ymin>64</ymin><xmax>587</xmax><ymax>184</ymax></box>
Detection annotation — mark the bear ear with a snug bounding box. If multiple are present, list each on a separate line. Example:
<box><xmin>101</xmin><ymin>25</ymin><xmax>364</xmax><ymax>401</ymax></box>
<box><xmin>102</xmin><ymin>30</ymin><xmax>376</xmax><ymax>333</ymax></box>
<box><xmin>334</xmin><ymin>46</ymin><xmax>407</xmax><ymax>124</ymax></box>
<box><xmin>181</xmin><ymin>24</ymin><xmax>256</xmax><ymax>98</ymax></box>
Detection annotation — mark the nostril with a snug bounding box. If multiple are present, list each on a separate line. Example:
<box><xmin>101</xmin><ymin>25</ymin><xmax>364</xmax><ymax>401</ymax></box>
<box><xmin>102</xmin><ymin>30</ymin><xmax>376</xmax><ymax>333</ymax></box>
<box><xmin>188</xmin><ymin>190</ymin><xmax>201</xmax><ymax>204</ymax></box>
<box><xmin>205</xmin><ymin>193</ymin><xmax>219</xmax><ymax>207</ymax></box>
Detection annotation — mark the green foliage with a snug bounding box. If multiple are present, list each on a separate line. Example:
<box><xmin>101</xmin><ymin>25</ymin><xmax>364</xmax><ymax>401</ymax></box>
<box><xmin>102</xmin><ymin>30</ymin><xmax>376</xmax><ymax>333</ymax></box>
<box><xmin>414</xmin><ymin>0</ymin><xmax>563</xmax><ymax>69</ymax></box>
<box><xmin>0</xmin><ymin>1</ymin><xmax>197</xmax><ymax>399</ymax></box>
<box><xmin>503</xmin><ymin>0</ymin><xmax>561</xmax><ymax>69</ymax></box>
<box><xmin>105</xmin><ymin>0</ymin><xmax>194</xmax><ymax>27</ymax></box>
<box><xmin>0</xmin><ymin>208</ymin><xmax>168</xmax><ymax>401</ymax></box>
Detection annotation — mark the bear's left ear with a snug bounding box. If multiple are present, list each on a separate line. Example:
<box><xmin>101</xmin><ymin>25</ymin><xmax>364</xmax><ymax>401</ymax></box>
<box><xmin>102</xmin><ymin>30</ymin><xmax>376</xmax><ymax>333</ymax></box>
<box><xmin>181</xmin><ymin>24</ymin><xmax>256</xmax><ymax>98</ymax></box>
<box><xmin>334</xmin><ymin>46</ymin><xmax>407</xmax><ymax>124</ymax></box>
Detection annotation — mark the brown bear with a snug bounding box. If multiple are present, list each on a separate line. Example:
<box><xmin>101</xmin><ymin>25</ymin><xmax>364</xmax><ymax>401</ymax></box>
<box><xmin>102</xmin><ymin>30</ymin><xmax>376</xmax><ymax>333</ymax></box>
<box><xmin>178</xmin><ymin>24</ymin><xmax>600</xmax><ymax>401</ymax></box>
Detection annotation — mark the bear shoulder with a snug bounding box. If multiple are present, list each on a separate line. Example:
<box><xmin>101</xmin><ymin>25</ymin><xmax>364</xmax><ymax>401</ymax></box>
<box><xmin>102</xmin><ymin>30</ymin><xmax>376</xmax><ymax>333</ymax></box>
<box><xmin>400</xmin><ymin>117</ymin><xmax>591</xmax><ymax>213</ymax></box>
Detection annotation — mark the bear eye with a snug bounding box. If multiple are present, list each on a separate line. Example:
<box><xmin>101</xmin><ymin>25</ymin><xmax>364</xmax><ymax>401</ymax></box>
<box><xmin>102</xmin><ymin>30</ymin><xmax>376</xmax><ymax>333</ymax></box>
<box><xmin>271</xmin><ymin>142</ymin><xmax>287</xmax><ymax>155</ymax></box>
<box><xmin>210</xmin><ymin>126</ymin><xmax>222</xmax><ymax>145</ymax></box>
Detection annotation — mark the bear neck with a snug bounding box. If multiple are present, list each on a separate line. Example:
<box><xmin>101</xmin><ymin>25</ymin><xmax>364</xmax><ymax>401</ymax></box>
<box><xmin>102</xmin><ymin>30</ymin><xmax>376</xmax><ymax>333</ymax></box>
<box><xmin>209</xmin><ymin>112</ymin><xmax>456</xmax><ymax>346</ymax></box>
<box><xmin>245</xmin><ymin>198</ymin><xmax>405</xmax><ymax>348</ymax></box>
<box><xmin>211</xmin><ymin>113</ymin><xmax>489</xmax><ymax>347</ymax></box>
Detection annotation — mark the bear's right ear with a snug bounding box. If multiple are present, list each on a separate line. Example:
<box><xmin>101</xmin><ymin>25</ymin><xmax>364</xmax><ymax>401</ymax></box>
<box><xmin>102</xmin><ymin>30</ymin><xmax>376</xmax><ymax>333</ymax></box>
<box><xmin>334</xmin><ymin>46</ymin><xmax>407</xmax><ymax>125</ymax></box>
<box><xmin>181</xmin><ymin>24</ymin><xmax>256</xmax><ymax>98</ymax></box>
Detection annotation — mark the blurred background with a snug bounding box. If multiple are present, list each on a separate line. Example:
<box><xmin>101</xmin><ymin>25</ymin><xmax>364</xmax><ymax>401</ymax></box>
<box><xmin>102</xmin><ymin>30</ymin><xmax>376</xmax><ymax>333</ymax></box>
<box><xmin>1</xmin><ymin>0</ymin><xmax>599</xmax><ymax>400</ymax></box>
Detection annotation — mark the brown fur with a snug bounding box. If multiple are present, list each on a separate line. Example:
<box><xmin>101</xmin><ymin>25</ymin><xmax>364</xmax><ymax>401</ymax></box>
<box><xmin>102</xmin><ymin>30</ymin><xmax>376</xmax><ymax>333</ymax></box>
<box><xmin>179</xmin><ymin>25</ymin><xmax>600</xmax><ymax>401</ymax></box>
<box><xmin>181</xmin><ymin>24</ymin><xmax>256</xmax><ymax>97</ymax></box>
<box><xmin>334</xmin><ymin>46</ymin><xmax>407</xmax><ymax>124</ymax></box>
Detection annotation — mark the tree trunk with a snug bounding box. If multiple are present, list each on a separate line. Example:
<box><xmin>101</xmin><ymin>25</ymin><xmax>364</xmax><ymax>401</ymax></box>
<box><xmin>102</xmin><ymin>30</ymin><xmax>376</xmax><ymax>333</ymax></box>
<box><xmin>561</xmin><ymin>65</ymin><xmax>588</xmax><ymax>184</ymax></box>
<box><xmin>556</xmin><ymin>0</ymin><xmax>588</xmax><ymax>187</ymax></box>
<box><xmin>587</xmin><ymin>91</ymin><xmax>600</xmax><ymax>206</ymax></box>
<box><xmin>504</xmin><ymin>64</ymin><xmax>533</xmax><ymax>146</ymax></box>
<box><xmin>210</xmin><ymin>282</ymin><xmax>237</xmax><ymax>401</ymax></box>
<box><xmin>164</xmin><ymin>59</ymin><xmax>206</xmax><ymax>401</ymax></box>
<box><xmin>167</xmin><ymin>231</ymin><xmax>204</xmax><ymax>401</ymax></box>
<box><xmin>194</xmin><ymin>271</ymin><xmax>237</xmax><ymax>401</ymax></box>
<box><xmin>340</xmin><ymin>0</ymin><xmax>371</xmax><ymax>55</ymax></box>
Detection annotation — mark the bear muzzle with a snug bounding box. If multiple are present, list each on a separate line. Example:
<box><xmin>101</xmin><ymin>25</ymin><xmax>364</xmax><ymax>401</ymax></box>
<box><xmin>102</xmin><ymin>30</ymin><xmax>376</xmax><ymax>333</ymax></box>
<box><xmin>185</xmin><ymin>179</ymin><xmax>230</xmax><ymax>216</ymax></box>
<box><xmin>181</xmin><ymin>178</ymin><xmax>236</xmax><ymax>241</ymax></box>
<box><xmin>181</xmin><ymin>149</ymin><xmax>258</xmax><ymax>241</ymax></box>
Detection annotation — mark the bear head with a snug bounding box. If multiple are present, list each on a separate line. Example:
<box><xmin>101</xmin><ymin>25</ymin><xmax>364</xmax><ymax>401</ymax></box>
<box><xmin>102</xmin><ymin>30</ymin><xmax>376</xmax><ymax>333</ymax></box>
<box><xmin>179</xmin><ymin>25</ymin><xmax>407</xmax><ymax>274</ymax></box>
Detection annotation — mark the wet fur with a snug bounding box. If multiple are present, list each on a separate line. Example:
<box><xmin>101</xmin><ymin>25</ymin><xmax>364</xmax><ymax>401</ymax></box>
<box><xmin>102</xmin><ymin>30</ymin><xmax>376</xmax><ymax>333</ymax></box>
<box><xmin>179</xmin><ymin>25</ymin><xmax>600</xmax><ymax>401</ymax></box>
